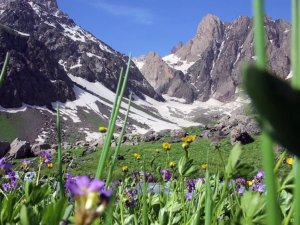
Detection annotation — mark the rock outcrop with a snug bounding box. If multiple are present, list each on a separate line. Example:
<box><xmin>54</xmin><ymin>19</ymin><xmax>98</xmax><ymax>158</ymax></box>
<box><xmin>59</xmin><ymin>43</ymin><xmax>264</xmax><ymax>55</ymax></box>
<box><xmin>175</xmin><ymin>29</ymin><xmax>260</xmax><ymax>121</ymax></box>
<box><xmin>0</xmin><ymin>0</ymin><xmax>163</xmax><ymax>109</ymax></box>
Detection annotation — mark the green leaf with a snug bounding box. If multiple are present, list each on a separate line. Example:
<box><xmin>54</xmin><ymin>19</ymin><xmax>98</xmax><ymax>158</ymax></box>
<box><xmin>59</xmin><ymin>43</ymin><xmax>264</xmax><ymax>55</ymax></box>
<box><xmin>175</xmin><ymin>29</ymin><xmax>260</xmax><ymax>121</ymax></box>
<box><xmin>243</xmin><ymin>65</ymin><xmax>300</xmax><ymax>156</ymax></box>
<box><xmin>41</xmin><ymin>198</ymin><xmax>68</xmax><ymax>225</ymax></box>
<box><xmin>225</xmin><ymin>143</ymin><xmax>242</xmax><ymax>179</ymax></box>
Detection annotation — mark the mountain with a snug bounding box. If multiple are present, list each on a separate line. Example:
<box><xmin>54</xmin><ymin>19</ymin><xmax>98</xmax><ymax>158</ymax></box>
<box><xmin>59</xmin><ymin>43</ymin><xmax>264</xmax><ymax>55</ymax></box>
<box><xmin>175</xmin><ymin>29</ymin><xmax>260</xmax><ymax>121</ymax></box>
<box><xmin>0</xmin><ymin>0</ymin><xmax>195</xmax><ymax>143</ymax></box>
<box><xmin>136</xmin><ymin>14</ymin><xmax>291</xmax><ymax>103</ymax></box>
<box><xmin>0</xmin><ymin>0</ymin><xmax>163</xmax><ymax>109</ymax></box>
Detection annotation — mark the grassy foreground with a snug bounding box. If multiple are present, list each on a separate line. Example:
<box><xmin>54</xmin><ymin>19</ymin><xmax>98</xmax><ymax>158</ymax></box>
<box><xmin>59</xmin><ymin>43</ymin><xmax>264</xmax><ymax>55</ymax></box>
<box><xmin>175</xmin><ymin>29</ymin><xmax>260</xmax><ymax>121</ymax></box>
<box><xmin>20</xmin><ymin>136</ymin><xmax>291</xmax><ymax>182</ymax></box>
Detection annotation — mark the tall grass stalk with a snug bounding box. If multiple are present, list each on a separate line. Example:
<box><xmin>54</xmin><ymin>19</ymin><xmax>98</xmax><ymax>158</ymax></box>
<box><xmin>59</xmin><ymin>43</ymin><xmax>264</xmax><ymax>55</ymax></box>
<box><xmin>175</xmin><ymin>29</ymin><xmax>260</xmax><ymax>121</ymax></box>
<box><xmin>106</xmin><ymin>93</ymin><xmax>133</xmax><ymax>186</ymax></box>
<box><xmin>0</xmin><ymin>52</ymin><xmax>9</xmax><ymax>88</ymax></box>
<box><xmin>96</xmin><ymin>55</ymin><xmax>132</xmax><ymax>179</ymax></box>
<box><xmin>291</xmin><ymin>0</ymin><xmax>300</xmax><ymax>224</ymax></box>
<box><xmin>253</xmin><ymin>1</ymin><xmax>280</xmax><ymax>225</ymax></box>
<box><xmin>56</xmin><ymin>105</ymin><xmax>64</xmax><ymax>198</ymax></box>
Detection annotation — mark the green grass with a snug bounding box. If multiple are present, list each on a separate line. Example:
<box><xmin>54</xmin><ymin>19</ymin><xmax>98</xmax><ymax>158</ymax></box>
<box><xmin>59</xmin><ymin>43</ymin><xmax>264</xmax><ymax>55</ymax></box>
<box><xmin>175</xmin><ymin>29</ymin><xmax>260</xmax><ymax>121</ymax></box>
<box><xmin>32</xmin><ymin>136</ymin><xmax>290</xmax><ymax>181</ymax></box>
<box><xmin>13</xmin><ymin>136</ymin><xmax>292</xmax><ymax>182</ymax></box>
<box><xmin>0</xmin><ymin>115</ymin><xmax>20</xmax><ymax>141</ymax></box>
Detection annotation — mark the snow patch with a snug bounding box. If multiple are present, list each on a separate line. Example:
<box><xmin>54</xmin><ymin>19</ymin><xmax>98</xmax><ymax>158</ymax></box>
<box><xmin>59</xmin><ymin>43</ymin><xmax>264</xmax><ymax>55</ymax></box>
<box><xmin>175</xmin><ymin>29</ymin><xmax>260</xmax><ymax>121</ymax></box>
<box><xmin>162</xmin><ymin>54</ymin><xmax>195</xmax><ymax>74</ymax></box>
<box><xmin>86</xmin><ymin>52</ymin><xmax>103</xmax><ymax>60</ymax></box>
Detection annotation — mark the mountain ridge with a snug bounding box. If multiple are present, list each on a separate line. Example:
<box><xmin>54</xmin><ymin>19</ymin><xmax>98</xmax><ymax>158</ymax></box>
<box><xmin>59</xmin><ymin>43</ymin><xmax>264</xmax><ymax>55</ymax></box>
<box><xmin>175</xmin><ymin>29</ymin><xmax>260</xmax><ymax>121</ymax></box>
<box><xmin>137</xmin><ymin>14</ymin><xmax>291</xmax><ymax>103</ymax></box>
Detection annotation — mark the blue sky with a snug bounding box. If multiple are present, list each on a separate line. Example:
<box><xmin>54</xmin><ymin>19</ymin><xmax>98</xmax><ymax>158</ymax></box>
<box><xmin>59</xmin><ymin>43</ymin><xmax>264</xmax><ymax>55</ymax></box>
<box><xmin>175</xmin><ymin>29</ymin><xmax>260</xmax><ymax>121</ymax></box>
<box><xmin>57</xmin><ymin>0</ymin><xmax>291</xmax><ymax>57</ymax></box>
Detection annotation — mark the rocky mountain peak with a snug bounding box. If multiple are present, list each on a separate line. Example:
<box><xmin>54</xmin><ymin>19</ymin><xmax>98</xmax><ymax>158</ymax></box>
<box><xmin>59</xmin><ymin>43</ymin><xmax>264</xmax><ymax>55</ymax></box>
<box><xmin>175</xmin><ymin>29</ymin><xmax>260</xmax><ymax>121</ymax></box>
<box><xmin>0</xmin><ymin>0</ymin><xmax>58</xmax><ymax>8</ymax></box>
<box><xmin>32</xmin><ymin>0</ymin><xmax>58</xmax><ymax>9</ymax></box>
<box><xmin>196</xmin><ymin>14</ymin><xmax>223</xmax><ymax>39</ymax></box>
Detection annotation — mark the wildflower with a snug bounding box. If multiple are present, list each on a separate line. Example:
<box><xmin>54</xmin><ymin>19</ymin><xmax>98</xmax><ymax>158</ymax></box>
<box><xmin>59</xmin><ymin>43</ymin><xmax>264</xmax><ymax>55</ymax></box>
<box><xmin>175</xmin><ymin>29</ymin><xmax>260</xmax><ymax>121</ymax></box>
<box><xmin>133</xmin><ymin>153</ymin><xmax>141</xmax><ymax>160</ymax></box>
<box><xmin>162</xmin><ymin>142</ymin><xmax>171</xmax><ymax>151</ymax></box>
<box><xmin>39</xmin><ymin>150</ymin><xmax>52</xmax><ymax>164</ymax></box>
<box><xmin>255</xmin><ymin>171</ymin><xmax>264</xmax><ymax>181</ymax></box>
<box><xmin>47</xmin><ymin>162</ymin><xmax>54</xmax><ymax>168</ymax></box>
<box><xmin>247</xmin><ymin>180</ymin><xmax>253</xmax><ymax>186</ymax></box>
<box><xmin>1</xmin><ymin>170</ymin><xmax>17</xmax><ymax>192</ymax></box>
<box><xmin>186</xmin><ymin>193</ymin><xmax>193</xmax><ymax>201</ymax></box>
<box><xmin>98</xmin><ymin>126</ymin><xmax>108</xmax><ymax>133</ymax></box>
<box><xmin>21</xmin><ymin>159</ymin><xmax>32</xmax><ymax>172</ymax></box>
<box><xmin>133</xmin><ymin>171</ymin><xmax>154</xmax><ymax>183</ymax></box>
<box><xmin>237</xmin><ymin>185</ymin><xmax>246</xmax><ymax>195</ymax></box>
<box><xmin>235</xmin><ymin>178</ymin><xmax>246</xmax><ymax>186</ymax></box>
<box><xmin>66</xmin><ymin>176</ymin><xmax>112</xmax><ymax>224</ymax></box>
<box><xmin>182</xmin><ymin>135</ymin><xmax>197</xmax><ymax>143</ymax></box>
<box><xmin>169</xmin><ymin>161</ymin><xmax>176</xmax><ymax>168</ymax></box>
<box><xmin>186</xmin><ymin>179</ymin><xmax>196</xmax><ymax>193</ymax></box>
<box><xmin>122</xmin><ymin>166</ymin><xmax>129</xmax><ymax>173</ymax></box>
<box><xmin>201</xmin><ymin>163</ymin><xmax>208</xmax><ymax>170</ymax></box>
<box><xmin>161</xmin><ymin>168</ymin><xmax>171</xmax><ymax>182</ymax></box>
<box><xmin>0</xmin><ymin>157</ymin><xmax>11</xmax><ymax>177</ymax></box>
<box><xmin>1</xmin><ymin>179</ymin><xmax>17</xmax><ymax>192</ymax></box>
<box><xmin>252</xmin><ymin>183</ymin><xmax>265</xmax><ymax>193</ymax></box>
<box><xmin>124</xmin><ymin>188</ymin><xmax>138</xmax><ymax>208</ymax></box>
<box><xmin>286</xmin><ymin>157</ymin><xmax>294</xmax><ymax>165</ymax></box>
<box><xmin>182</xmin><ymin>142</ymin><xmax>189</xmax><ymax>150</ymax></box>
<box><xmin>24</xmin><ymin>172</ymin><xmax>36</xmax><ymax>182</ymax></box>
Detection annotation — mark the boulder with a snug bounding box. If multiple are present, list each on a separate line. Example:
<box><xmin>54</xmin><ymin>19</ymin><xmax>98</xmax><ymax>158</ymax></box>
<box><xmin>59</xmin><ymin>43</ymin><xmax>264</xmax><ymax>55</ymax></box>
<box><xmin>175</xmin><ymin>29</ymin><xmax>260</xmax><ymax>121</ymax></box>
<box><xmin>75</xmin><ymin>140</ymin><xmax>89</xmax><ymax>147</ymax></box>
<box><xmin>7</xmin><ymin>138</ymin><xmax>32</xmax><ymax>159</ymax></box>
<box><xmin>230</xmin><ymin>128</ymin><xmax>254</xmax><ymax>145</ymax></box>
<box><xmin>170</xmin><ymin>128</ymin><xmax>186</xmax><ymax>138</ymax></box>
<box><xmin>31</xmin><ymin>143</ymin><xmax>51</xmax><ymax>156</ymax></box>
<box><xmin>0</xmin><ymin>141</ymin><xmax>10</xmax><ymax>158</ymax></box>
<box><xmin>142</xmin><ymin>130</ymin><xmax>162</xmax><ymax>142</ymax></box>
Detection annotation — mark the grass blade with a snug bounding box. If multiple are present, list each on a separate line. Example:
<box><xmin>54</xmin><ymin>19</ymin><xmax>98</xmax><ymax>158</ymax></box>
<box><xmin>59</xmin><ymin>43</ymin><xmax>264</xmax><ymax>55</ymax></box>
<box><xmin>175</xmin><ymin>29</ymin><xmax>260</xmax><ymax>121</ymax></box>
<box><xmin>204</xmin><ymin>170</ymin><xmax>212</xmax><ymax>225</ymax></box>
<box><xmin>0</xmin><ymin>52</ymin><xmax>10</xmax><ymax>88</ymax></box>
<box><xmin>253</xmin><ymin>1</ymin><xmax>281</xmax><ymax>224</ymax></box>
<box><xmin>291</xmin><ymin>1</ymin><xmax>300</xmax><ymax>224</ymax></box>
<box><xmin>96</xmin><ymin>55</ymin><xmax>132</xmax><ymax>179</ymax></box>
<box><xmin>56</xmin><ymin>105</ymin><xmax>64</xmax><ymax>198</ymax></box>
<box><xmin>106</xmin><ymin>92</ymin><xmax>133</xmax><ymax>186</ymax></box>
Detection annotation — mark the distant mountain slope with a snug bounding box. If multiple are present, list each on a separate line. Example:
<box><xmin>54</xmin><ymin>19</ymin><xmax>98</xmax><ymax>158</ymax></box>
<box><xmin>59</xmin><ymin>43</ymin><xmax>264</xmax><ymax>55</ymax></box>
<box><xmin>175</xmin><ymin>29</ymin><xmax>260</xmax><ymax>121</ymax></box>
<box><xmin>0</xmin><ymin>0</ymin><xmax>163</xmax><ymax>109</ymax></box>
<box><xmin>136</xmin><ymin>14</ymin><xmax>291</xmax><ymax>103</ymax></box>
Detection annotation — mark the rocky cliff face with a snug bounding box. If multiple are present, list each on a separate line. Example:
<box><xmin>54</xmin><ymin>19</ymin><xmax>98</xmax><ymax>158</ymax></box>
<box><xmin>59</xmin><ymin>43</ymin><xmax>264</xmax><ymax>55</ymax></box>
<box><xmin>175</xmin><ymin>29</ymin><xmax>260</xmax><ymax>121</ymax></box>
<box><xmin>137</xmin><ymin>14</ymin><xmax>291</xmax><ymax>103</ymax></box>
<box><xmin>0</xmin><ymin>0</ymin><xmax>163</xmax><ymax>108</ymax></box>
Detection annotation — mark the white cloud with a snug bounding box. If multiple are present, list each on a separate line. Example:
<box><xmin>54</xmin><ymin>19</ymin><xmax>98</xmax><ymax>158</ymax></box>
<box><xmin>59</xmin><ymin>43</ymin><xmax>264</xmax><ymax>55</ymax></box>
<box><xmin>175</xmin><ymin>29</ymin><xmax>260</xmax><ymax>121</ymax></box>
<box><xmin>93</xmin><ymin>1</ymin><xmax>154</xmax><ymax>25</ymax></box>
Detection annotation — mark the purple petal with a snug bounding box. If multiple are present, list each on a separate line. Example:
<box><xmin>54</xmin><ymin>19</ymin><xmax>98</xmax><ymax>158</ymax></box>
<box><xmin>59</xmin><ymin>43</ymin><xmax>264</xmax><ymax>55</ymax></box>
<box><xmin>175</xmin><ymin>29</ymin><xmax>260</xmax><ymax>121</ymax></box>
<box><xmin>88</xmin><ymin>179</ymin><xmax>105</xmax><ymax>192</ymax></box>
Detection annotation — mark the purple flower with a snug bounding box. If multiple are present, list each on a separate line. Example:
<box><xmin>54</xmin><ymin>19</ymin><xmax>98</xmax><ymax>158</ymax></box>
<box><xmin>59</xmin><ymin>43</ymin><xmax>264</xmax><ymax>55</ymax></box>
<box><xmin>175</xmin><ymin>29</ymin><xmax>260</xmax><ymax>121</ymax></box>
<box><xmin>124</xmin><ymin>188</ymin><xmax>138</xmax><ymax>208</ymax></box>
<box><xmin>133</xmin><ymin>171</ymin><xmax>155</xmax><ymax>183</ymax></box>
<box><xmin>39</xmin><ymin>151</ymin><xmax>52</xmax><ymax>164</ymax></box>
<box><xmin>186</xmin><ymin>193</ymin><xmax>193</xmax><ymax>201</ymax></box>
<box><xmin>0</xmin><ymin>157</ymin><xmax>11</xmax><ymax>176</ymax></box>
<box><xmin>235</xmin><ymin>178</ymin><xmax>246</xmax><ymax>185</ymax></box>
<box><xmin>186</xmin><ymin>179</ymin><xmax>196</xmax><ymax>193</ymax></box>
<box><xmin>252</xmin><ymin>184</ymin><xmax>265</xmax><ymax>193</ymax></box>
<box><xmin>161</xmin><ymin>168</ymin><xmax>171</xmax><ymax>182</ymax></box>
<box><xmin>66</xmin><ymin>176</ymin><xmax>105</xmax><ymax>196</ymax></box>
<box><xmin>237</xmin><ymin>186</ymin><xmax>246</xmax><ymax>195</ymax></box>
<box><xmin>255</xmin><ymin>171</ymin><xmax>264</xmax><ymax>181</ymax></box>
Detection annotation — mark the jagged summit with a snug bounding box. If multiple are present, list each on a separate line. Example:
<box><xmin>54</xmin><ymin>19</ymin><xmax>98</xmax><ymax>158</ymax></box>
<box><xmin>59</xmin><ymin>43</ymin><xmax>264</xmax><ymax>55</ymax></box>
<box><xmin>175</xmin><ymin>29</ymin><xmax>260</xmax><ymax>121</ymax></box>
<box><xmin>0</xmin><ymin>0</ymin><xmax>58</xmax><ymax>9</ymax></box>
<box><xmin>138</xmin><ymin>14</ymin><xmax>291</xmax><ymax>103</ymax></box>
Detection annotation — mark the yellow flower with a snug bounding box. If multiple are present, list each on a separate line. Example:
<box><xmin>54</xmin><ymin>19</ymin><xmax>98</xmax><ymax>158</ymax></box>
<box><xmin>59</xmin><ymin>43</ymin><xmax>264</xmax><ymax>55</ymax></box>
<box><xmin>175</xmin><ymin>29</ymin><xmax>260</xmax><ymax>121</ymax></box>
<box><xmin>201</xmin><ymin>163</ymin><xmax>208</xmax><ymax>170</ymax></box>
<box><xmin>286</xmin><ymin>157</ymin><xmax>294</xmax><ymax>165</ymax></box>
<box><xmin>98</xmin><ymin>126</ymin><xmax>108</xmax><ymax>133</ymax></box>
<box><xmin>169</xmin><ymin>161</ymin><xmax>176</xmax><ymax>168</ymax></box>
<box><xmin>247</xmin><ymin>181</ymin><xmax>253</xmax><ymax>186</ymax></box>
<box><xmin>182</xmin><ymin>135</ymin><xmax>197</xmax><ymax>143</ymax></box>
<box><xmin>182</xmin><ymin>142</ymin><xmax>189</xmax><ymax>150</ymax></box>
<box><xmin>133</xmin><ymin>153</ymin><xmax>141</xmax><ymax>160</ymax></box>
<box><xmin>47</xmin><ymin>163</ymin><xmax>53</xmax><ymax>169</ymax></box>
<box><xmin>122</xmin><ymin>166</ymin><xmax>128</xmax><ymax>173</ymax></box>
<box><xmin>162</xmin><ymin>142</ymin><xmax>171</xmax><ymax>151</ymax></box>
